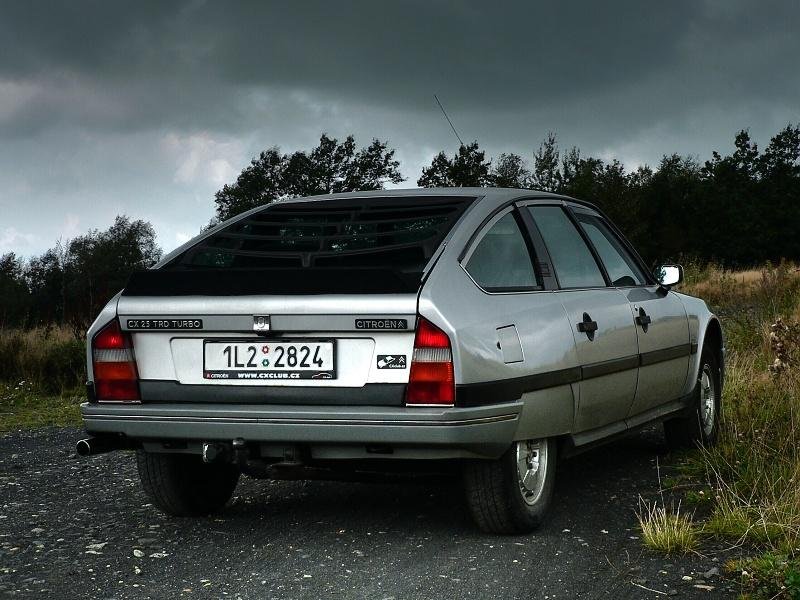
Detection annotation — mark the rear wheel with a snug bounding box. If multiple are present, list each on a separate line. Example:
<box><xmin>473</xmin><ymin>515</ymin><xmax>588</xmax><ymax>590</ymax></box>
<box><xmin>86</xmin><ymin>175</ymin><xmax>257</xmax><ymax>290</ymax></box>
<box><xmin>664</xmin><ymin>346</ymin><xmax>721</xmax><ymax>450</ymax></box>
<box><xmin>136</xmin><ymin>451</ymin><xmax>240</xmax><ymax>517</ymax></box>
<box><xmin>463</xmin><ymin>438</ymin><xmax>557</xmax><ymax>534</ymax></box>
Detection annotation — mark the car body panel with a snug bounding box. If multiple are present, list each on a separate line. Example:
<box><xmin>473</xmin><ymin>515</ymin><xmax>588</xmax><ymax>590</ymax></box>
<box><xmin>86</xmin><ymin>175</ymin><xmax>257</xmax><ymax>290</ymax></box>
<box><xmin>82</xmin><ymin>187</ymin><xmax>724</xmax><ymax>459</ymax></box>
<box><xmin>418</xmin><ymin>243</ymin><xmax>578</xmax><ymax>439</ymax></box>
<box><xmin>623</xmin><ymin>287</ymin><xmax>691</xmax><ymax>417</ymax></box>
<box><xmin>117</xmin><ymin>294</ymin><xmax>418</xmax><ymax>389</ymax></box>
<box><xmin>80</xmin><ymin>400</ymin><xmax>522</xmax><ymax>459</ymax></box>
<box><xmin>675</xmin><ymin>292</ymin><xmax>725</xmax><ymax>392</ymax></box>
<box><xmin>556</xmin><ymin>288</ymin><xmax>640</xmax><ymax>432</ymax></box>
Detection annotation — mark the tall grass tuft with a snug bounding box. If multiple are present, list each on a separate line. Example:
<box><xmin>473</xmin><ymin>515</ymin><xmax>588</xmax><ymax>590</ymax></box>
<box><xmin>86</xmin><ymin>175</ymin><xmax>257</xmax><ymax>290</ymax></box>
<box><xmin>637</xmin><ymin>498</ymin><xmax>699</xmax><ymax>554</ymax></box>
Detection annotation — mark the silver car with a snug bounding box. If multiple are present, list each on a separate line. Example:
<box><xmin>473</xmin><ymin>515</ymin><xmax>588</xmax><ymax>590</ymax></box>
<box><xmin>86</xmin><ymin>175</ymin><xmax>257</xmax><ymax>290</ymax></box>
<box><xmin>78</xmin><ymin>188</ymin><xmax>724</xmax><ymax>533</ymax></box>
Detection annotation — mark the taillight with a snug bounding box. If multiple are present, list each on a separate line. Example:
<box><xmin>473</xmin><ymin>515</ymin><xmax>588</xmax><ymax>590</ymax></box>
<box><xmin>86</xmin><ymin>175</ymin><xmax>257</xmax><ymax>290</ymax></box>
<box><xmin>406</xmin><ymin>317</ymin><xmax>455</xmax><ymax>406</ymax></box>
<box><xmin>92</xmin><ymin>319</ymin><xmax>140</xmax><ymax>402</ymax></box>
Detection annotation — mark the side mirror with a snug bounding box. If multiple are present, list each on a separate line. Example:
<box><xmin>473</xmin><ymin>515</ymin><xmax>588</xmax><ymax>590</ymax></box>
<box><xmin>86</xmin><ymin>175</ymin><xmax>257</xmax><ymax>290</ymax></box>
<box><xmin>655</xmin><ymin>264</ymin><xmax>684</xmax><ymax>288</ymax></box>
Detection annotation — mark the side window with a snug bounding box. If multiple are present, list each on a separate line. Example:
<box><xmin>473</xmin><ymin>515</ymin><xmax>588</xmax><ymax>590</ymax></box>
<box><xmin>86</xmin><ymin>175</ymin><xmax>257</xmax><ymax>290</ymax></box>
<box><xmin>527</xmin><ymin>206</ymin><xmax>605</xmax><ymax>288</ymax></box>
<box><xmin>464</xmin><ymin>212</ymin><xmax>539</xmax><ymax>291</ymax></box>
<box><xmin>574</xmin><ymin>212</ymin><xmax>646</xmax><ymax>286</ymax></box>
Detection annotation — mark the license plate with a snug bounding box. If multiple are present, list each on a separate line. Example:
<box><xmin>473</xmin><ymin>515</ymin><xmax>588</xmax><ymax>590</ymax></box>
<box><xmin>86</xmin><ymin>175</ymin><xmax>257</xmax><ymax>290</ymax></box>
<box><xmin>203</xmin><ymin>340</ymin><xmax>336</xmax><ymax>380</ymax></box>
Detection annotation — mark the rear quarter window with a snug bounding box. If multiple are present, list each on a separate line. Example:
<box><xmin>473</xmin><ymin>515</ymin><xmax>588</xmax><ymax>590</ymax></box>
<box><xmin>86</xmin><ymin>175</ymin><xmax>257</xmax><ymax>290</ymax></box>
<box><xmin>464</xmin><ymin>211</ymin><xmax>539</xmax><ymax>292</ymax></box>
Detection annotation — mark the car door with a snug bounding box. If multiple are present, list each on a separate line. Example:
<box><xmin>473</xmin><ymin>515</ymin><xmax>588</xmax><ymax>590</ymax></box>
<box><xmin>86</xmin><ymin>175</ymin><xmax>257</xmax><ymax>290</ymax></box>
<box><xmin>525</xmin><ymin>204</ymin><xmax>639</xmax><ymax>436</ymax></box>
<box><xmin>570</xmin><ymin>208</ymin><xmax>691</xmax><ymax>421</ymax></box>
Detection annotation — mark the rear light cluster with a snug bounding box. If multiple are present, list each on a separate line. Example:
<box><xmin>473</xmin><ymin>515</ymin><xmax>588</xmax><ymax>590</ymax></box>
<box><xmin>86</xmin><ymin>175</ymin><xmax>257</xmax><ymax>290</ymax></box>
<box><xmin>92</xmin><ymin>319</ymin><xmax>140</xmax><ymax>402</ymax></box>
<box><xmin>405</xmin><ymin>317</ymin><xmax>455</xmax><ymax>406</ymax></box>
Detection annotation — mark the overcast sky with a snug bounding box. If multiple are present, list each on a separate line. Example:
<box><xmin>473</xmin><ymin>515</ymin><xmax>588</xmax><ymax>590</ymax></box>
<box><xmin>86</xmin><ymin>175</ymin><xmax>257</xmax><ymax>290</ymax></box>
<box><xmin>1</xmin><ymin>1</ymin><xmax>798</xmax><ymax>256</ymax></box>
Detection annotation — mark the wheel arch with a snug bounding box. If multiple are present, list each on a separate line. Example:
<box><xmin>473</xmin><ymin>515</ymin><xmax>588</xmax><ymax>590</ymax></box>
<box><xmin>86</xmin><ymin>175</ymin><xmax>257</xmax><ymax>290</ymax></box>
<box><xmin>696</xmin><ymin>315</ymin><xmax>725</xmax><ymax>392</ymax></box>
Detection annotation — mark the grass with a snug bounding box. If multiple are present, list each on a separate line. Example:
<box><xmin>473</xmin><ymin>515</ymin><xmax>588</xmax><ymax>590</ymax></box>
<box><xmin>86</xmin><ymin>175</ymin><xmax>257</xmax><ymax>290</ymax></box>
<box><xmin>637</xmin><ymin>498</ymin><xmax>699</xmax><ymax>554</ymax></box>
<box><xmin>0</xmin><ymin>380</ymin><xmax>83</xmax><ymax>433</ymax></box>
<box><xmin>644</xmin><ymin>261</ymin><xmax>800</xmax><ymax>598</ymax></box>
<box><xmin>0</xmin><ymin>325</ymin><xmax>86</xmax><ymax>395</ymax></box>
<box><xmin>0</xmin><ymin>324</ymin><xmax>86</xmax><ymax>433</ymax></box>
<box><xmin>726</xmin><ymin>554</ymin><xmax>800</xmax><ymax>599</ymax></box>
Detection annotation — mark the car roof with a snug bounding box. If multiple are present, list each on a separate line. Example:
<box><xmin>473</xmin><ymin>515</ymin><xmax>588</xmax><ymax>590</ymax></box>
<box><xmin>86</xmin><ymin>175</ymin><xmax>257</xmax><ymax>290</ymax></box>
<box><xmin>274</xmin><ymin>187</ymin><xmax>602</xmax><ymax>213</ymax></box>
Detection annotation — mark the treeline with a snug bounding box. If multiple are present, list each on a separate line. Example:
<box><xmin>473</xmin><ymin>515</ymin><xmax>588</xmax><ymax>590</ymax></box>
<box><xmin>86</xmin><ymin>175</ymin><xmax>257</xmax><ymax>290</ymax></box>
<box><xmin>0</xmin><ymin>217</ymin><xmax>161</xmax><ymax>330</ymax></box>
<box><xmin>215</xmin><ymin>127</ymin><xmax>800</xmax><ymax>267</ymax></box>
<box><xmin>2</xmin><ymin>125</ymin><xmax>799</xmax><ymax>330</ymax></box>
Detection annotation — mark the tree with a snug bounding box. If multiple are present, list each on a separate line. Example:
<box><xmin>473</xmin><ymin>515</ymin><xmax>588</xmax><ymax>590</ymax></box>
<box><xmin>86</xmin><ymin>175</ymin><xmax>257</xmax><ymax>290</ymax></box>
<box><xmin>214</xmin><ymin>134</ymin><xmax>404</xmax><ymax>221</ymax></box>
<box><xmin>25</xmin><ymin>247</ymin><xmax>65</xmax><ymax>326</ymax></box>
<box><xmin>0</xmin><ymin>217</ymin><xmax>164</xmax><ymax>328</ymax></box>
<box><xmin>758</xmin><ymin>125</ymin><xmax>800</xmax><ymax>178</ymax></box>
<box><xmin>532</xmin><ymin>132</ymin><xmax>560</xmax><ymax>192</ymax></box>
<box><xmin>699</xmin><ymin>131</ymin><xmax>762</xmax><ymax>262</ymax></box>
<box><xmin>558</xmin><ymin>147</ymin><xmax>604</xmax><ymax>199</ymax></box>
<box><xmin>62</xmin><ymin>216</ymin><xmax>161</xmax><ymax>327</ymax></box>
<box><xmin>418</xmin><ymin>142</ymin><xmax>492</xmax><ymax>187</ymax></box>
<box><xmin>754</xmin><ymin>125</ymin><xmax>800</xmax><ymax>260</ymax></box>
<box><xmin>416</xmin><ymin>151</ymin><xmax>452</xmax><ymax>187</ymax></box>
<box><xmin>637</xmin><ymin>154</ymin><xmax>703</xmax><ymax>263</ymax></box>
<box><xmin>492</xmin><ymin>153</ymin><xmax>531</xmax><ymax>188</ymax></box>
<box><xmin>0</xmin><ymin>253</ymin><xmax>30</xmax><ymax>326</ymax></box>
<box><xmin>214</xmin><ymin>148</ymin><xmax>286</xmax><ymax>221</ymax></box>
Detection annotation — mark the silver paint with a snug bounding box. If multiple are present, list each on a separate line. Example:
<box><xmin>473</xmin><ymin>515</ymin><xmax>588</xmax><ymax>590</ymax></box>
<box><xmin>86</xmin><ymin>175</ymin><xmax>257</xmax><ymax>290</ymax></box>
<box><xmin>84</xmin><ymin>188</ymin><xmax>724</xmax><ymax>458</ymax></box>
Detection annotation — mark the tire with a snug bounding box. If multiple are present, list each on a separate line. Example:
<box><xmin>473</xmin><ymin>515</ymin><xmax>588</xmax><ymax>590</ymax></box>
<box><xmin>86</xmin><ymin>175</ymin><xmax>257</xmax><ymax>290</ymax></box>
<box><xmin>664</xmin><ymin>346</ymin><xmax>721</xmax><ymax>450</ymax></box>
<box><xmin>136</xmin><ymin>451</ymin><xmax>240</xmax><ymax>517</ymax></box>
<box><xmin>463</xmin><ymin>438</ymin><xmax>557</xmax><ymax>534</ymax></box>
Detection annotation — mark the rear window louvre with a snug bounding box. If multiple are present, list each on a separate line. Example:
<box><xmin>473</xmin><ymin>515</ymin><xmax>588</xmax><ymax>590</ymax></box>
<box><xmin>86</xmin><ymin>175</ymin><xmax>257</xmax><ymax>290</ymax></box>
<box><xmin>166</xmin><ymin>196</ymin><xmax>475</xmax><ymax>271</ymax></box>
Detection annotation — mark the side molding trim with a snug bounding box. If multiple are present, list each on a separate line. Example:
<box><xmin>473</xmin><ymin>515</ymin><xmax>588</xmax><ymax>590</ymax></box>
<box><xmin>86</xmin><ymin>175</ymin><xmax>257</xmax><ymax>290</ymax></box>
<box><xmin>457</xmin><ymin>343</ymin><xmax>694</xmax><ymax>407</ymax></box>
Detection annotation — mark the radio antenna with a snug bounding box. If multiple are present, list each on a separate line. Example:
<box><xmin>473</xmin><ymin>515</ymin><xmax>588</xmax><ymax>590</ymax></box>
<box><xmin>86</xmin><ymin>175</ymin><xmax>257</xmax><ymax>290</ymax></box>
<box><xmin>434</xmin><ymin>94</ymin><xmax>464</xmax><ymax>147</ymax></box>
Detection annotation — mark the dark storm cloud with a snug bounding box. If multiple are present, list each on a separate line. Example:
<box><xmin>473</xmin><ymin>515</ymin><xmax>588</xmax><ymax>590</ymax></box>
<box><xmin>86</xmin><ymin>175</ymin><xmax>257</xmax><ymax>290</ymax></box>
<box><xmin>3</xmin><ymin>1</ymin><xmax>798</xmax><ymax>135</ymax></box>
<box><xmin>1</xmin><ymin>1</ymin><xmax>798</xmax><ymax>255</ymax></box>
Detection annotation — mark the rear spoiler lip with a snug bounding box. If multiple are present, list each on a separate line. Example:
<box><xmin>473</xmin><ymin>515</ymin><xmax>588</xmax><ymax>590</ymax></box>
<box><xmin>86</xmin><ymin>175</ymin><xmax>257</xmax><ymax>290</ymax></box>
<box><xmin>121</xmin><ymin>267</ymin><xmax>424</xmax><ymax>297</ymax></box>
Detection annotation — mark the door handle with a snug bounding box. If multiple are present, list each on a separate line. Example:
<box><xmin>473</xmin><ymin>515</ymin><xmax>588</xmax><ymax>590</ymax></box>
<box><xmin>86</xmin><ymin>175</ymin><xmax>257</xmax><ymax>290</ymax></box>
<box><xmin>635</xmin><ymin>307</ymin><xmax>651</xmax><ymax>332</ymax></box>
<box><xmin>576</xmin><ymin>312</ymin><xmax>598</xmax><ymax>340</ymax></box>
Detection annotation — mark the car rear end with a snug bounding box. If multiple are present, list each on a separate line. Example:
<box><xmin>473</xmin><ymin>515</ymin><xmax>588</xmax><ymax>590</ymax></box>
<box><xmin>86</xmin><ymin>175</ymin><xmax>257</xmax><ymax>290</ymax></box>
<box><xmin>79</xmin><ymin>194</ymin><xmax>518</xmax><ymax>470</ymax></box>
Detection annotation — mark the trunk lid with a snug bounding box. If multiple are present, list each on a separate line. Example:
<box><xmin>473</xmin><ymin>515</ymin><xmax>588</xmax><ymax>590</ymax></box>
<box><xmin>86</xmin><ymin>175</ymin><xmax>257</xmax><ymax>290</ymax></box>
<box><xmin>117</xmin><ymin>293</ymin><xmax>418</xmax><ymax>390</ymax></box>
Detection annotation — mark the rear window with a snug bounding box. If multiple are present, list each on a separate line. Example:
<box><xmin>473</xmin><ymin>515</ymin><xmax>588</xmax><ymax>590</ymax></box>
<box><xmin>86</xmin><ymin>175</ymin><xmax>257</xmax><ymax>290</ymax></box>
<box><xmin>169</xmin><ymin>196</ymin><xmax>473</xmax><ymax>271</ymax></box>
<box><xmin>131</xmin><ymin>196</ymin><xmax>476</xmax><ymax>295</ymax></box>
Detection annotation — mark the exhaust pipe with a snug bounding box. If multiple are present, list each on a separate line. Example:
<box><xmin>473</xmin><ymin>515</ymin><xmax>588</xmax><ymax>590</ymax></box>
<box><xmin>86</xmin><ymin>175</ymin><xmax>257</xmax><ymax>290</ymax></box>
<box><xmin>76</xmin><ymin>435</ymin><xmax>124</xmax><ymax>456</ymax></box>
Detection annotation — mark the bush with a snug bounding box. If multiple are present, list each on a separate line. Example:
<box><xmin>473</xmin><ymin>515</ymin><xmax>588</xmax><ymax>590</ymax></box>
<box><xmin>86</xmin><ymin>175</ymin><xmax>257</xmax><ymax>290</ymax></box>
<box><xmin>0</xmin><ymin>326</ymin><xmax>86</xmax><ymax>394</ymax></box>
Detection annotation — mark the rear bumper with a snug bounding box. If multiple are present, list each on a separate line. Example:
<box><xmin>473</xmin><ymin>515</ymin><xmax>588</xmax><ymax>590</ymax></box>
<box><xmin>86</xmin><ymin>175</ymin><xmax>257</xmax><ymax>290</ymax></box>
<box><xmin>80</xmin><ymin>401</ymin><xmax>522</xmax><ymax>459</ymax></box>
<box><xmin>138</xmin><ymin>381</ymin><xmax>407</xmax><ymax>406</ymax></box>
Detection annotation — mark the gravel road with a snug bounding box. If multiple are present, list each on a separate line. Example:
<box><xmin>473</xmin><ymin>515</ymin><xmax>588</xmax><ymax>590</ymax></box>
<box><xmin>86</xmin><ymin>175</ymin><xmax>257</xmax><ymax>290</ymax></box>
<box><xmin>1</xmin><ymin>426</ymin><xmax>739</xmax><ymax>599</ymax></box>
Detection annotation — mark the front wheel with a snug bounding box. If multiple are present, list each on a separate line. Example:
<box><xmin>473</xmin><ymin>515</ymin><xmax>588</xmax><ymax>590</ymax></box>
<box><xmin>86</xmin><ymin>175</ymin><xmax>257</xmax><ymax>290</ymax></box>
<box><xmin>463</xmin><ymin>438</ymin><xmax>557</xmax><ymax>534</ymax></box>
<box><xmin>664</xmin><ymin>346</ymin><xmax>721</xmax><ymax>450</ymax></box>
